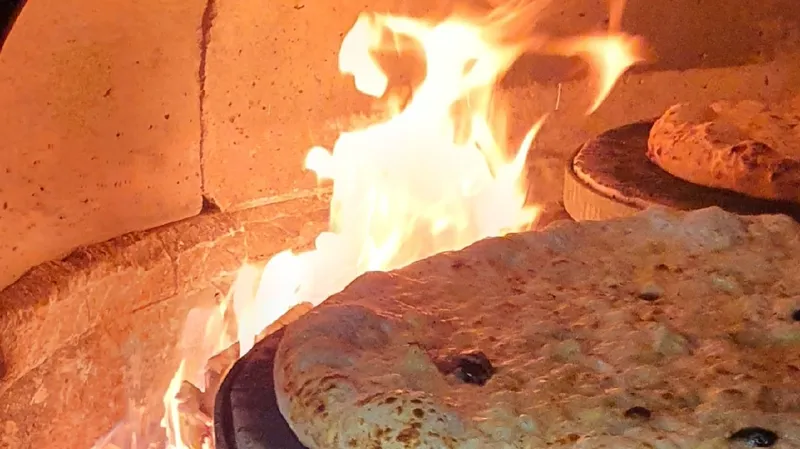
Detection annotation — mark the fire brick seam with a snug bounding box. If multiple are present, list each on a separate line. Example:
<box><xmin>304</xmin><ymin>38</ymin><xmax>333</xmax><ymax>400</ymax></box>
<box><xmin>198</xmin><ymin>0</ymin><xmax>219</xmax><ymax>210</ymax></box>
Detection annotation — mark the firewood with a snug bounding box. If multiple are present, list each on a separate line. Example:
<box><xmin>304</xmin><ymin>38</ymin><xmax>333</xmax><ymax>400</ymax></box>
<box><xmin>174</xmin><ymin>380</ymin><xmax>212</xmax><ymax>448</ymax></box>
<box><xmin>203</xmin><ymin>342</ymin><xmax>240</xmax><ymax>414</ymax></box>
<box><xmin>167</xmin><ymin>301</ymin><xmax>319</xmax><ymax>444</ymax></box>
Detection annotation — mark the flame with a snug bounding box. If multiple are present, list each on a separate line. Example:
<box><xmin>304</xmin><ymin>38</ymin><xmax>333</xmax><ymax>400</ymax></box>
<box><xmin>160</xmin><ymin>303</ymin><xmax>234</xmax><ymax>448</ymax></box>
<box><xmin>551</xmin><ymin>33</ymin><xmax>646</xmax><ymax>113</ymax></box>
<box><xmin>548</xmin><ymin>0</ymin><xmax>646</xmax><ymax>114</ymax></box>
<box><xmin>608</xmin><ymin>0</ymin><xmax>627</xmax><ymax>32</ymax></box>
<box><xmin>156</xmin><ymin>2</ymin><xmax>645</xmax><ymax>448</ymax></box>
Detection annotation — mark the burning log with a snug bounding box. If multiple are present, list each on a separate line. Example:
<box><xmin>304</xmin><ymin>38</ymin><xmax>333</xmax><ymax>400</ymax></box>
<box><xmin>163</xmin><ymin>301</ymin><xmax>316</xmax><ymax>448</ymax></box>
<box><xmin>90</xmin><ymin>403</ymin><xmax>167</xmax><ymax>449</ymax></box>
<box><xmin>203</xmin><ymin>343</ymin><xmax>240</xmax><ymax>417</ymax></box>
<box><xmin>203</xmin><ymin>301</ymin><xmax>314</xmax><ymax>409</ymax></box>
<box><xmin>174</xmin><ymin>381</ymin><xmax>213</xmax><ymax>448</ymax></box>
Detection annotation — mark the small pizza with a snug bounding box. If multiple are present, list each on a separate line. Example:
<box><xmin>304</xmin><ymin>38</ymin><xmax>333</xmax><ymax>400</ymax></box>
<box><xmin>647</xmin><ymin>100</ymin><xmax>800</xmax><ymax>203</ymax></box>
<box><xmin>274</xmin><ymin>207</ymin><xmax>800</xmax><ymax>449</ymax></box>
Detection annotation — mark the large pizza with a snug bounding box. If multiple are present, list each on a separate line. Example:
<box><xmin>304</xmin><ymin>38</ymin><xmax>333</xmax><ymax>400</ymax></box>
<box><xmin>273</xmin><ymin>207</ymin><xmax>800</xmax><ymax>448</ymax></box>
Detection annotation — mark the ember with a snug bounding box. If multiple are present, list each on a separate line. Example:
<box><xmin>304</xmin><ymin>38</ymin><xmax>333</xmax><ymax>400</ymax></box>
<box><xmin>91</xmin><ymin>1</ymin><xmax>644</xmax><ymax>447</ymax></box>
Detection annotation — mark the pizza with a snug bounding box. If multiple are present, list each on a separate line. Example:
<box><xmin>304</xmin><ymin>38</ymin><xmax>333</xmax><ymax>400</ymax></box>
<box><xmin>647</xmin><ymin>100</ymin><xmax>800</xmax><ymax>203</ymax></box>
<box><xmin>273</xmin><ymin>207</ymin><xmax>800</xmax><ymax>449</ymax></box>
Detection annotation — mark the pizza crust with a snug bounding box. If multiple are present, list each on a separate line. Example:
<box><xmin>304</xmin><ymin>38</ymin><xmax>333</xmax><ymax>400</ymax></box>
<box><xmin>647</xmin><ymin>100</ymin><xmax>800</xmax><ymax>203</ymax></box>
<box><xmin>274</xmin><ymin>207</ymin><xmax>800</xmax><ymax>449</ymax></box>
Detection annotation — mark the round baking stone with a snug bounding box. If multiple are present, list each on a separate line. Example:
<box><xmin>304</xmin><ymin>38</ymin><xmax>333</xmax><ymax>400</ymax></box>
<box><xmin>563</xmin><ymin>120</ymin><xmax>800</xmax><ymax>222</ymax></box>
<box><xmin>214</xmin><ymin>327</ymin><xmax>308</xmax><ymax>449</ymax></box>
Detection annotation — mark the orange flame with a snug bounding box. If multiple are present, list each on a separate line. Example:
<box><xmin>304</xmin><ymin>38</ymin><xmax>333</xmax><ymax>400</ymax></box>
<box><xmin>160</xmin><ymin>302</ymin><xmax>234</xmax><ymax>448</ymax></box>
<box><xmin>156</xmin><ymin>2</ymin><xmax>645</xmax><ymax>448</ymax></box>
<box><xmin>551</xmin><ymin>33</ymin><xmax>646</xmax><ymax>113</ymax></box>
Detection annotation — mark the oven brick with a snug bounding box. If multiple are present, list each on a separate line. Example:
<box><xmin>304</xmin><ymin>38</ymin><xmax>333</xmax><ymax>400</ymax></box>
<box><xmin>0</xmin><ymin>0</ymin><xmax>207</xmax><ymax>291</ymax></box>
<box><xmin>0</xmin><ymin>199</ymin><xmax>328</xmax><ymax>449</ymax></box>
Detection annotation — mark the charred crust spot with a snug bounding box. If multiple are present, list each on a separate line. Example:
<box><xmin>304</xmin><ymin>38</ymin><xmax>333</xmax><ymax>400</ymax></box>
<box><xmin>396</xmin><ymin>427</ymin><xmax>420</xmax><ymax>444</ymax></box>
<box><xmin>729</xmin><ymin>427</ymin><xmax>778</xmax><ymax>447</ymax></box>
<box><xmin>315</xmin><ymin>403</ymin><xmax>326</xmax><ymax>414</ymax></box>
<box><xmin>721</xmin><ymin>388</ymin><xmax>745</xmax><ymax>397</ymax></box>
<box><xmin>412</xmin><ymin>408</ymin><xmax>425</xmax><ymax>418</ymax></box>
<box><xmin>554</xmin><ymin>434</ymin><xmax>582</xmax><ymax>444</ymax></box>
<box><xmin>730</xmin><ymin>141</ymin><xmax>775</xmax><ymax>169</ymax></box>
<box><xmin>623</xmin><ymin>406</ymin><xmax>652</xmax><ymax>420</ymax></box>
<box><xmin>452</xmin><ymin>351</ymin><xmax>495</xmax><ymax>386</ymax></box>
<box><xmin>356</xmin><ymin>392</ymin><xmax>384</xmax><ymax>406</ymax></box>
<box><xmin>637</xmin><ymin>289</ymin><xmax>661</xmax><ymax>301</ymax></box>
<box><xmin>384</xmin><ymin>396</ymin><xmax>398</xmax><ymax>404</ymax></box>
<box><xmin>730</xmin><ymin>143</ymin><xmax>748</xmax><ymax>154</ymax></box>
<box><xmin>318</xmin><ymin>373</ymin><xmax>349</xmax><ymax>384</ymax></box>
<box><xmin>451</xmin><ymin>259</ymin><xmax>465</xmax><ymax>269</ymax></box>
<box><xmin>312</xmin><ymin>373</ymin><xmax>350</xmax><ymax>395</ymax></box>
<box><xmin>733</xmin><ymin>141</ymin><xmax>774</xmax><ymax>169</ymax></box>
<box><xmin>654</xmin><ymin>145</ymin><xmax>662</xmax><ymax>156</ymax></box>
<box><xmin>294</xmin><ymin>378</ymin><xmax>316</xmax><ymax>397</ymax></box>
